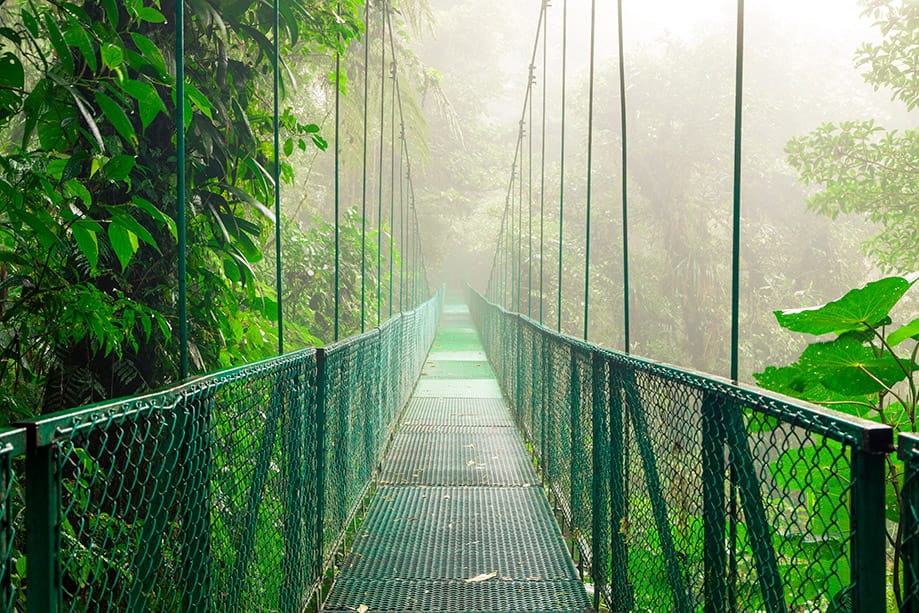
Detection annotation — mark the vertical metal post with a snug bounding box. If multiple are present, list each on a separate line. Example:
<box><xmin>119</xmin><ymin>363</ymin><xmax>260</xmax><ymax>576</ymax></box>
<box><xmin>181</xmin><ymin>391</ymin><xmax>212</xmax><ymax>612</ymax></box>
<box><xmin>852</xmin><ymin>447</ymin><xmax>887</xmax><ymax>611</ymax></box>
<box><xmin>25</xmin><ymin>440</ymin><xmax>60</xmax><ymax>613</ymax></box>
<box><xmin>273</xmin><ymin>0</ymin><xmax>283</xmax><ymax>354</ymax></box>
<box><xmin>617</xmin><ymin>0</ymin><xmax>630</xmax><ymax>354</ymax></box>
<box><xmin>701</xmin><ymin>394</ymin><xmax>726</xmax><ymax>613</ymax></box>
<box><xmin>377</xmin><ymin>0</ymin><xmax>386</xmax><ymax>325</ymax></box>
<box><xmin>591</xmin><ymin>352</ymin><xmax>610</xmax><ymax>610</ymax></box>
<box><xmin>901</xmin><ymin>437</ymin><xmax>919</xmax><ymax>613</ymax></box>
<box><xmin>608</xmin><ymin>366</ymin><xmax>630</xmax><ymax>611</ymax></box>
<box><xmin>556</xmin><ymin>0</ymin><xmax>567</xmax><ymax>334</ymax></box>
<box><xmin>583</xmin><ymin>0</ymin><xmax>596</xmax><ymax>341</ymax></box>
<box><xmin>176</xmin><ymin>0</ymin><xmax>188</xmax><ymax>377</ymax></box>
<box><xmin>333</xmin><ymin>4</ymin><xmax>342</xmax><ymax>342</ymax></box>
<box><xmin>730</xmin><ymin>0</ymin><xmax>745</xmax><ymax>382</ymax></box>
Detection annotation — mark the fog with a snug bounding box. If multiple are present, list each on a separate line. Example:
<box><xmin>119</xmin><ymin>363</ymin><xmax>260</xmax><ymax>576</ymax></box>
<box><xmin>408</xmin><ymin>0</ymin><xmax>916</xmax><ymax>379</ymax></box>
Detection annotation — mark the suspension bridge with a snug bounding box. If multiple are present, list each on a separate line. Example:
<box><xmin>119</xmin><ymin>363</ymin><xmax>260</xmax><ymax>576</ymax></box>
<box><xmin>0</xmin><ymin>0</ymin><xmax>913</xmax><ymax>611</ymax></box>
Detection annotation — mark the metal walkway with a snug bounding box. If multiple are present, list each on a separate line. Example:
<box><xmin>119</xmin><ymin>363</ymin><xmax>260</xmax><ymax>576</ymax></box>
<box><xmin>323</xmin><ymin>299</ymin><xmax>592</xmax><ymax>612</ymax></box>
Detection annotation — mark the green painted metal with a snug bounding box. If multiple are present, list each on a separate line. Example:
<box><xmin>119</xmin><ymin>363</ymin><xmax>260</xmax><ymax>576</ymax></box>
<box><xmin>900</xmin><ymin>434</ymin><xmax>919</xmax><ymax>612</ymax></box>
<box><xmin>730</xmin><ymin>0</ymin><xmax>745</xmax><ymax>383</ymax></box>
<box><xmin>176</xmin><ymin>0</ymin><xmax>188</xmax><ymax>378</ymax></box>
<box><xmin>7</xmin><ymin>290</ymin><xmax>442</xmax><ymax>611</ymax></box>
<box><xmin>333</xmin><ymin>1</ymin><xmax>342</xmax><ymax>342</ymax></box>
<box><xmin>616</xmin><ymin>0</ymin><xmax>630</xmax><ymax>354</ymax></box>
<box><xmin>469</xmin><ymin>287</ymin><xmax>893</xmax><ymax>613</ymax></box>
<box><xmin>557</xmin><ymin>0</ymin><xmax>567</xmax><ymax>334</ymax></box>
<box><xmin>583</xmin><ymin>0</ymin><xmax>596</xmax><ymax>342</ymax></box>
<box><xmin>273</xmin><ymin>0</ymin><xmax>284</xmax><ymax>354</ymax></box>
<box><xmin>377</xmin><ymin>0</ymin><xmax>386</xmax><ymax>326</ymax></box>
<box><xmin>0</xmin><ymin>429</ymin><xmax>24</xmax><ymax>611</ymax></box>
<box><xmin>361</xmin><ymin>0</ymin><xmax>369</xmax><ymax>334</ymax></box>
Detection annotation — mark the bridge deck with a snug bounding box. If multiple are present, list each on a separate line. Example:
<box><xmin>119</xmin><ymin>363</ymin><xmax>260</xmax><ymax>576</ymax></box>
<box><xmin>323</xmin><ymin>299</ymin><xmax>592</xmax><ymax>612</ymax></box>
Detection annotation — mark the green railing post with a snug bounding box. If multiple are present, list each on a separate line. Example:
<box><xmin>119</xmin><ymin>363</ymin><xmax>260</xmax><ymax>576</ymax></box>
<box><xmin>569</xmin><ymin>348</ymin><xmax>587</xmax><ymax>548</ymax></box>
<box><xmin>852</xmin><ymin>444</ymin><xmax>887</xmax><ymax>611</ymax></box>
<box><xmin>608</xmin><ymin>366</ymin><xmax>630</xmax><ymax>612</ymax></box>
<box><xmin>281</xmin><ymin>371</ymin><xmax>307</xmax><ymax>612</ymax></box>
<box><xmin>24</xmin><ymin>438</ymin><xmax>61</xmax><ymax>613</ymax></box>
<box><xmin>901</xmin><ymin>435</ymin><xmax>919</xmax><ymax>612</ymax></box>
<box><xmin>181</xmin><ymin>390</ymin><xmax>213</xmax><ymax>612</ymax></box>
<box><xmin>315</xmin><ymin>347</ymin><xmax>328</xmax><ymax>592</ymax></box>
<box><xmin>701</xmin><ymin>393</ymin><xmax>727</xmax><ymax>613</ymax></box>
<box><xmin>591</xmin><ymin>351</ymin><xmax>610</xmax><ymax>609</ymax></box>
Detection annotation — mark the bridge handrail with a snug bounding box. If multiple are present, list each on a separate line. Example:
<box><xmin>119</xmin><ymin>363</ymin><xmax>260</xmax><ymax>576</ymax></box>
<box><xmin>1</xmin><ymin>287</ymin><xmax>443</xmax><ymax>612</ymax></box>
<box><xmin>468</xmin><ymin>285</ymin><xmax>891</xmax><ymax>613</ymax></box>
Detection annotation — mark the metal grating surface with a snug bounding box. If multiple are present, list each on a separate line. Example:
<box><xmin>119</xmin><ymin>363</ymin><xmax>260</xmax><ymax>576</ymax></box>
<box><xmin>401</xmin><ymin>398</ymin><xmax>514</xmax><ymax>427</ymax></box>
<box><xmin>324</xmin><ymin>579</ymin><xmax>592</xmax><ymax>612</ymax></box>
<box><xmin>428</xmin><ymin>351</ymin><xmax>488</xmax><ymax>362</ymax></box>
<box><xmin>340</xmin><ymin>487</ymin><xmax>575</xmax><ymax>581</ymax></box>
<box><xmin>414</xmin><ymin>379</ymin><xmax>503</xmax><ymax>399</ymax></box>
<box><xmin>421</xmin><ymin>359</ymin><xmax>494</xmax><ymax>379</ymax></box>
<box><xmin>381</xmin><ymin>427</ymin><xmax>537</xmax><ymax>485</ymax></box>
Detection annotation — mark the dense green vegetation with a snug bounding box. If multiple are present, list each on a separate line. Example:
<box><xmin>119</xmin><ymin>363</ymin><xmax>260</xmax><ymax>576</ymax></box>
<box><xmin>0</xmin><ymin>0</ymin><xmax>433</xmax><ymax>424</ymax></box>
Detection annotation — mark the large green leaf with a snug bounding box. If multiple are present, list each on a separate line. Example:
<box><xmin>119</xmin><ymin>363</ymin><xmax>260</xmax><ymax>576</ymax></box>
<box><xmin>95</xmin><ymin>91</ymin><xmax>137</xmax><ymax>145</ymax></box>
<box><xmin>754</xmin><ymin>361</ymin><xmax>876</xmax><ymax>418</ymax></box>
<box><xmin>799</xmin><ymin>336</ymin><xmax>911</xmax><ymax>395</ymax></box>
<box><xmin>71</xmin><ymin>221</ymin><xmax>99</xmax><ymax>272</ymax></box>
<box><xmin>889</xmin><ymin>318</ymin><xmax>919</xmax><ymax>347</ymax></box>
<box><xmin>121</xmin><ymin>79</ymin><xmax>166</xmax><ymax>130</ymax></box>
<box><xmin>774</xmin><ymin>274</ymin><xmax>918</xmax><ymax>335</ymax></box>
<box><xmin>108</xmin><ymin>219</ymin><xmax>138</xmax><ymax>271</ymax></box>
<box><xmin>44</xmin><ymin>13</ymin><xmax>74</xmax><ymax>75</ymax></box>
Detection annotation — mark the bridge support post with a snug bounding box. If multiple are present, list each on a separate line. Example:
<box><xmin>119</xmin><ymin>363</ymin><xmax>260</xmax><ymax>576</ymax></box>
<box><xmin>851</xmin><ymin>445</ymin><xmax>887</xmax><ymax>612</ymax></box>
<box><xmin>701</xmin><ymin>393</ymin><xmax>727</xmax><ymax>613</ymax></box>
<box><xmin>591</xmin><ymin>352</ymin><xmax>610</xmax><ymax>610</ymax></box>
<box><xmin>181</xmin><ymin>389</ymin><xmax>213</xmax><ymax>612</ymax></box>
<box><xmin>24</xmin><ymin>438</ymin><xmax>61</xmax><ymax>613</ymax></box>
<box><xmin>608</xmin><ymin>363</ymin><xmax>631</xmax><ymax>612</ymax></box>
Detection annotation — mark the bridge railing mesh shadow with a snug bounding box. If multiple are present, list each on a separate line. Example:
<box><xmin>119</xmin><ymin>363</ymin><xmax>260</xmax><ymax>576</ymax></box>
<box><xmin>468</xmin><ymin>286</ymin><xmax>893</xmax><ymax>613</ymax></box>
<box><xmin>0</xmin><ymin>288</ymin><xmax>442</xmax><ymax>612</ymax></box>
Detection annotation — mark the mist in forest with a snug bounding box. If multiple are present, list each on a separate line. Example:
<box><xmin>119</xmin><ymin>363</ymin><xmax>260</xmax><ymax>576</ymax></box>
<box><xmin>408</xmin><ymin>0</ymin><xmax>917</xmax><ymax>380</ymax></box>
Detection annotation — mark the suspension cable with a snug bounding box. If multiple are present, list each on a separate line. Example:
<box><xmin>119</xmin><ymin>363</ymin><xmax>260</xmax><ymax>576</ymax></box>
<box><xmin>528</xmin><ymin>64</ymin><xmax>534</xmax><ymax>319</ymax></box>
<box><xmin>334</xmin><ymin>1</ymin><xmax>342</xmax><ymax>341</ymax></box>
<box><xmin>176</xmin><ymin>0</ymin><xmax>187</xmax><ymax>376</ymax></box>
<box><xmin>583</xmin><ymin>0</ymin><xmax>596</xmax><ymax>341</ymax></box>
<box><xmin>557</xmin><ymin>0</ymin><xmax>567</xmax><ymax>333</ymax></box>
<box><xmin>377</xmin><ymin>0</ymin><xmax>386</xmax><ymax>325</ymax></box>
<box><xmin>388</xmin><ymin>3</ymin><xmax>396</xmax><ymax>318</ymax></box>
<box><xmin>360</xmin><ymin>0</ymin><xmax>369</xmax><ymax>332</ymax></box>
<box><xmin>539</xmin><ymin>0</ymin><xmax>548</xmax><ymax>325</ymax></box>
<box><xmin>273</xmin><ymin>0</ymin><xmax>283</xmax><ymax>353</ymax></box>
<box><xmin>731</xmin><ymin>0</ymin><xmax>745</xmax><ymax>383</ymax></box>
<box><xmin>617</xmin><ymin>0</ymin><xmax>630</xmax><ymax>354</ymax></box>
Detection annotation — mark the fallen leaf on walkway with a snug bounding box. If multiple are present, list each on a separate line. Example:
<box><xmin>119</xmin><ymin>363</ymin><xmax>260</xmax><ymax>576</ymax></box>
<box><xmin>464</xmin><ymin>571</ymin><xmax>497</xmax><ymax>583</ymax></box>
<box><xmin>357</xmin><ymin>605</ymin><xmax>369</xmax><ymax>613</ymax></box>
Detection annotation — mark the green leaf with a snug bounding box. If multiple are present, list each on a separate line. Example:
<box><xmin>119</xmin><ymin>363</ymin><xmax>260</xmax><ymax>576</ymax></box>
<box><xmin>107</xmin><ymin>219</ymin><xmax>138</xmax><ymax>271</ymax></box>
<box><xmin>889</xmin><ymin>318</ymin><xmax>919</xmax><ymax>347</ymax></box>
<box><xmin>132</xmin><ymin>196</ymin><xmax>176</xmax><ymax>239</ymax></box>
<box><xmin>223</xmin><ymin>185</ymin><xmax>276</xmax><ymax>222</ymax></box>
<box><xmin>101</xmin><ymin>43</ymin><xmax>124</xmax><ymax>69</ymax></box>
<box><xmin>44</xmin><ymin>13</ymin><xmax>74</xmax><ymax>75</ymax></box>
<box><xmin>129</xmin><ymin>33</ymin><xmax>168</xmax><ymax>78</ymax></box>
<box><xmin>136</xmin><ymin>6</ymin><xmax>165</xmax><ymax>22</ymax></box>
<box><xmin>111</xmin><ymin>213</ymin><xmax>157</xmax><ymax>251</ymax></box>
<box><xmin>775</xmin><ymin>274</ymin><xmax>919</xmax><ymax>335</ymax></box>
<box><xmin>71</xmin><ymin>221</ymin><xmax>99</xmax><ymax>272</ymax></box>
<box><xmin>63</xmin><ymin>16</ymin><xmax>97</xmax><ymax>72</ymax></box>
<box><xmin>121</xmin><ymin>79</ymin><xmax>166</xmax><ymax>130</ymax></box>
<box><xmin>184</xmin><ymin>81</ymin><xmax>213</xmax><ymax>119</ymax></box>
<box><xmin>799</xmin><ymin>336</ymin><xmax>910</xmax><ymax>396</ymax></box>
<box><xmin>65</xmin><ymin>179</ymin><xmax>92</xmax><ymax>206</ymax></box>
<box><xmin>103</xmin><ymin>154</ymin><xmax>135</xmax><ymax>182</ymax></box>
<box><xmin>20</xmin><ymin>10</ymin><xmax>38</xmax><ymax>38</ymax></box>
<box><xmin>102</xmin><ymin>0</ymin><xmax>119</xmax><ymax>27</ymax></box>
<box><xmin>0</xmin><ymin>52</ymin><xmax>24</xmax><ymax>89</ymax></box>
<box><xmin>95</xmin><ymin>91</ymin><xmax>137</xmax><ymax>145</ymax></box>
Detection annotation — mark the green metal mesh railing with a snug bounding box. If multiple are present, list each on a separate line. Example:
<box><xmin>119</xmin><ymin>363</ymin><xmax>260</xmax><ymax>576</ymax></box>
<box><xmin>0</xmin><ymin>429</ymin><xmax>24</xmax><ymax>612</ymax></box>
<box><xmin>5</xmin><ymin>289</ymin><xmax>441</xmax><ymax>612</ymax></box>
<box><xmin>900</xmin><ymin>434</ymin><xmax>919</xmax><ymax>611</ymax></box>
<box><xmin>469</xmin><ymin>286</ymin><xmax>892</xmax><ymax>613</ymax></box>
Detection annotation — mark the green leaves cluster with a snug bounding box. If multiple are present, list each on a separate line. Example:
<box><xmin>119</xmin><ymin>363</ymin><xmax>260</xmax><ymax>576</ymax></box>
<box><xmin>786</xmin><ymin>0</ymin><xmax>918</xmax><ymax>273</ymax></box>
<box><xmin>0</xmin><ymin>0</ymin><xmax>365</xmax><ymax>421</ymax></box>
<box><xmin>755</xmin><ymin>274</ymin><xmax>919</xmax><ymax>607</ymax></box>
